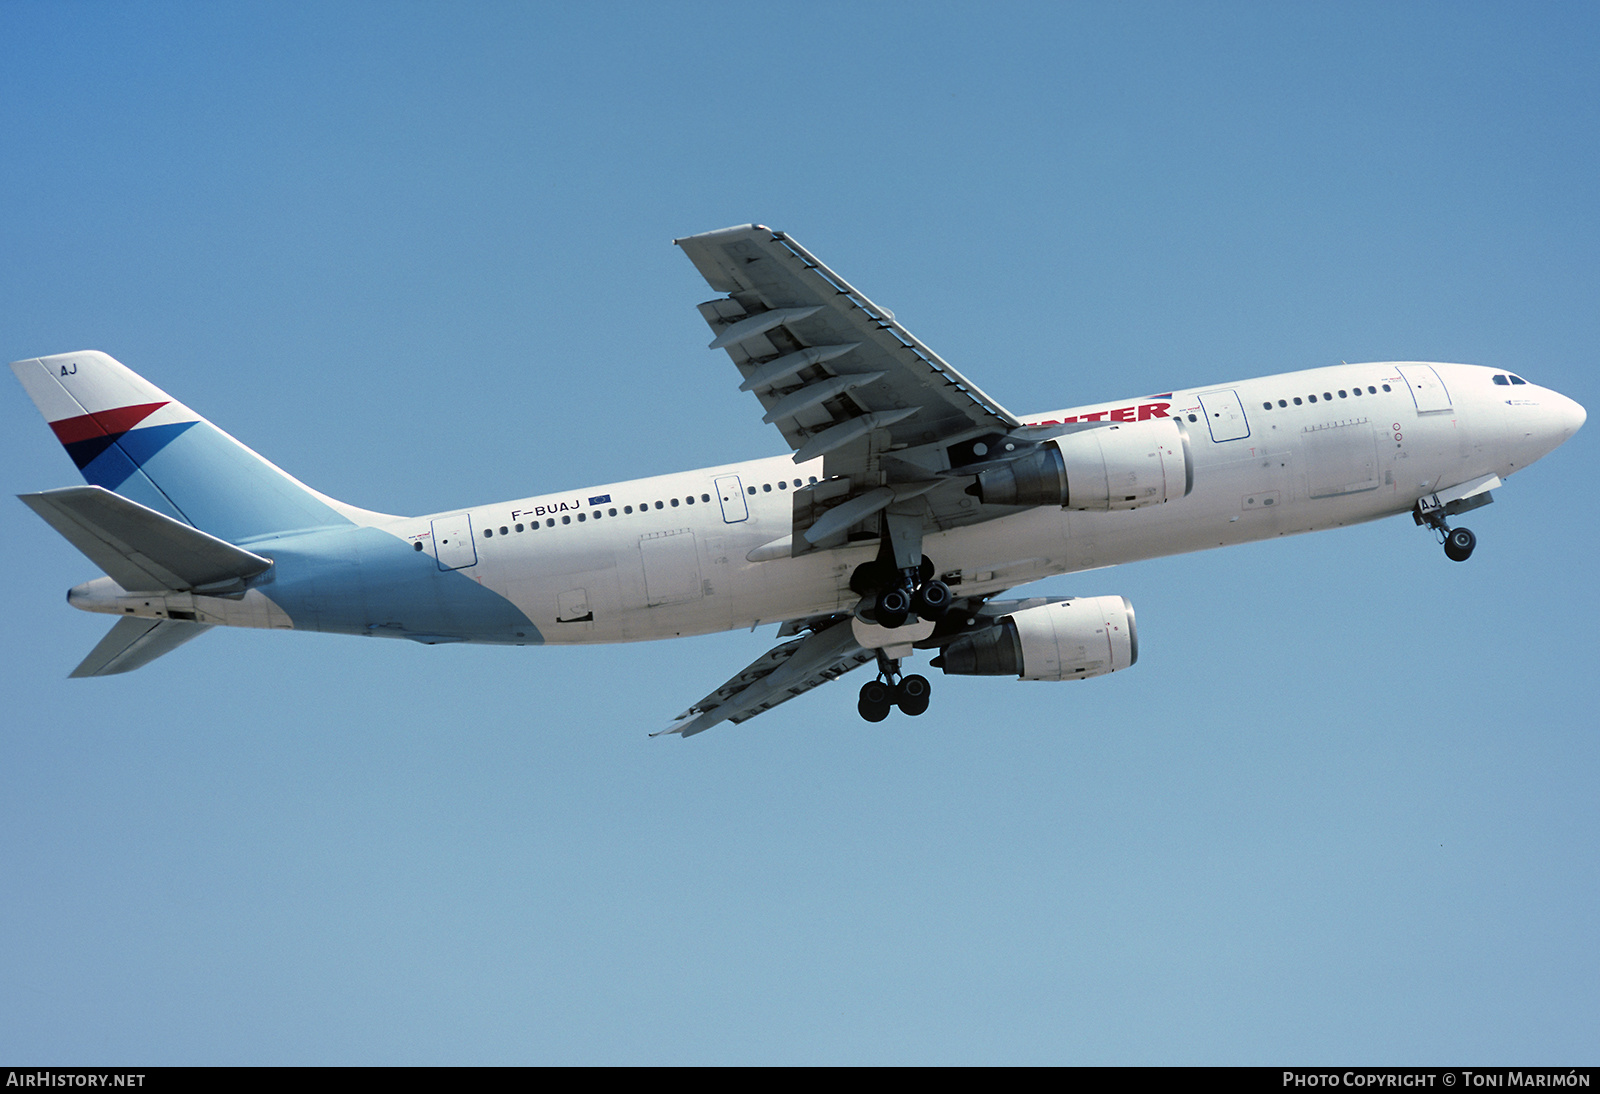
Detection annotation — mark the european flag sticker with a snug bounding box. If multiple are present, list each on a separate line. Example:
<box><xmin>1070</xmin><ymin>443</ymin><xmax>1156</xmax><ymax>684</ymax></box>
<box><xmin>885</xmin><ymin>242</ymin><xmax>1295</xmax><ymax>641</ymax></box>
<box><xmin>589</xmin><ymin>494</ymin><xmax>612</xmax><ymax>506</ymax></box>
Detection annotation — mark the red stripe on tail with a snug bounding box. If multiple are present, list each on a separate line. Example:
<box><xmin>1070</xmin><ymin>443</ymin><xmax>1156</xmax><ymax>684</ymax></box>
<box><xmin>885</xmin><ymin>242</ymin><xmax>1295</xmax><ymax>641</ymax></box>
<box><xmin>48</xmin><ymin>402</ymin><xmax>169</xmax><ymax>445</ymax></box>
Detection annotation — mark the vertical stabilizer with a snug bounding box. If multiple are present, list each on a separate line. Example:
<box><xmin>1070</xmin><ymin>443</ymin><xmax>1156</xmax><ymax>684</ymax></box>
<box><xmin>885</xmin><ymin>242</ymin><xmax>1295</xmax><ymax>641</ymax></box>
<box><xmin>11</xmin><ymin>351</ymin><xmax>376</xmax><ymax>543</ymax></box>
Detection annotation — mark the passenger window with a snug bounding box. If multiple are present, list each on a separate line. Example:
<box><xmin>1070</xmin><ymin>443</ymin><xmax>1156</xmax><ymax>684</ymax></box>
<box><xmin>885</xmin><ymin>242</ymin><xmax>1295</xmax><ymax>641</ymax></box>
<box><xmin>655</xmin><ymin>501</ymin><xmax>664</xmax><ymax>509</ymax></box>
<box><xmin>483</xmin><ymin>529</ymin><xmax>493</xmax><ymax>539</ymax></box>
<box><xmin>578</xmin><ymin>512</ymin><xmax>586</xmax><ymax>522</ymax></box>
<box><xmin>624</xmin><ymin>505</ymin><xmax>633</xmax><ymax>514</ymax></box>
<box><xmin>562</xmin><ymin>515</ymin><xmax>571</xmax><ymax>525</ymax></box>
<box><xmin>1187</xmin><ymin>413</ymin><xmax>1197</xmax><ymax>422</ymax></box>
<box><xmin>747</xmin><ymin>486</ymin><xmax>757</xmax><ymax>495</ymax></box>
<box><xmin>1263</xmin><ymin>402</ymin><xmax>1272</xmax><ymax>410</ymax></box>
<box><xmin>763</xmin><ymin>483</ymin><xmax>772</xmax><ymax>492</ymax></box>
<box><xmin>1293</xmin><ymin>397</ymin><xmax>1302</xmax><ymax>405</ymax></box>
<box><xmin>1323</xmin><ymin>392</ymin><xmax>1332</xmax><ymax>401</ymax></box>
<box><xmin>413</xmin><ymin>541</ymin><xmax>423</xmax><ymax>551</ymax></box>
<box><xmin>609</xmin><ymin>508</ymin><xmax>617</xmax><ymax>516</ymax></box>
<box><xmin>1308</xmin><ymin>395</ymin><xmax>1317</xmax><ymax>403</ymax></box>
<box><xmin>515</xmin><ymin>523</ymin><xmax>524</xmax><ymax>532</ymax></box>
<box><xmin>670</xmin><ymin>498</ymin><xmax>679</xmax><ymax>507</ymax></box>
<box><xmin>499</xmin><ymin>526</ymin><xmax>508</xmax><ymax>535</ymax></box>
<box><xmin>778</xmin><ymin>480</ymin><xmax>788</xmax><ymax>489</ymax></box>
<box><xmin>1338</xmin><ymin>390</ymin><xmax>1347</xmax><ymax>398</ymax></box>
<box><xmin>1382</xmin><ymin>384</ymin><xmax>1392</xmax><ymax>392</ymax></box>
<box><xmin>703</xmin><ymin>493</ymin><xmax>712</xmax><ymax>502</ymax></box>
<box><xmin>1278</xmin><ymin>399</ymin><xmax>1287</xmax><ymax>407</ymax></box>
<box><xmin>547</xmin><ymin>519</ymin><xmax>554</xmax><ymax>527</ymax></box>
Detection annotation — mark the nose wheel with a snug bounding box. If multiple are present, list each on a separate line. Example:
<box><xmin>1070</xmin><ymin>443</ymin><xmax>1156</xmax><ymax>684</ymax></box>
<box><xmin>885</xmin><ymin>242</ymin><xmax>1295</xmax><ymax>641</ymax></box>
<box><xmin>1414</xmin><ymin>500</ymin><xmax>1477</xmax><ymax>562</ymax></box>
<box><xmin>858</xmin><ymin>652</ymin><xmax>933</xmax><ymax>721</ymax></box>
<box><xmin>1443</xmin><ymin>526</ymin><xmax>1476</xmax><ymax>562</ymax></box>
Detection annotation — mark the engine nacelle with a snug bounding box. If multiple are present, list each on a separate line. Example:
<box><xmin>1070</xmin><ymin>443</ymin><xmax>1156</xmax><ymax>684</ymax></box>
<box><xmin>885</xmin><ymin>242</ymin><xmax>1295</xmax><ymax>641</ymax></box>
<box><xmin>933</xmin><ymin>595</ymin><xmax>1138</xmax><ymax>681</ymax></box>
<box><xmin>973</xmin><ymin>418</ymin><xmax>1192</xmax><ymax>510</ymax></box>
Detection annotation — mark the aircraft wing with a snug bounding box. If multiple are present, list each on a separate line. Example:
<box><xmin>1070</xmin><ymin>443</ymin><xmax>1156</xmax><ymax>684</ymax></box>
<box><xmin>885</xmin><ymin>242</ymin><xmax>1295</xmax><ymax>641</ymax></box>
<box><xmin>654</xmin><ymin>615</ymin><xmax>875</xmax><ymax>738</ymax></box>
<box><xmin>675</xmin><ymin>225</ymin><xmax>1030</xmax><ymax>551</ymax></box>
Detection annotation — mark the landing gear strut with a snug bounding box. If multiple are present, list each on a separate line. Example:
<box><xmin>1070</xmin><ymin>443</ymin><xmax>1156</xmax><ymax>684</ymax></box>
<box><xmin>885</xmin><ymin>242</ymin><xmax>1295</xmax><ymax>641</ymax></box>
<box><xmin>857</xmin><ymin>650</ymin><xmax>932</xmax><ymax>722</ymax></box>
<box><xmin>851</xmin><ymin>509</ymin><xmax>942</xmax><ymax>721</ymax></box>
<box><xmin>1414</xmin><ymin>501</ymin><xmax>1476</xmax><ymax>563</ymax></box>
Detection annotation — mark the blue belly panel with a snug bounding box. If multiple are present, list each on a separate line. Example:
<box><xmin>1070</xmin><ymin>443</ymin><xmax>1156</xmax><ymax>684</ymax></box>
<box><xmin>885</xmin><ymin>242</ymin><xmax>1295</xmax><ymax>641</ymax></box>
<box><xmin>252</xmin><ymin>526</ymin><xmax>542</xmax><ymax>645</ymax></box>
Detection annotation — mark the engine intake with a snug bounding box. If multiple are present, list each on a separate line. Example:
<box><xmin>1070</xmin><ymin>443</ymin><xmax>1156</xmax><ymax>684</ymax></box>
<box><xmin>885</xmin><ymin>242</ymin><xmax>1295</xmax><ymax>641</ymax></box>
<box><xmin>934</xmin><ymin>596</ymin><xmax>1138</xmax><ymax>681</ymax></box>
<box><xmin>973</xmin><ymin>419</ymin><xmax>1191</xmax><ymax>510</ymax></box>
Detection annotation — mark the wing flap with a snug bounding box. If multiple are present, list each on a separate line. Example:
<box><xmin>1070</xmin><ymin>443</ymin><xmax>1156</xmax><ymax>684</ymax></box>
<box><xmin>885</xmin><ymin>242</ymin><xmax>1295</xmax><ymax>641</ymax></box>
<box><xmin>70</xmin><ymin>616</ymin><xmax>213</xmax><ymax>678</ymax></box>
<box><xmin>20</xmin><ymin>485</ymin><xmax>273</xmax><ymax>593</ymax></box>
<box><xmin>656</xmin><ymin>617</ymin><xmax>874</xmax><ymax>737</ymax></box>
<box><xmin>675</xmin><ymin>225</ymin><xmax>1032</xmax><ymax>552</ymax></box>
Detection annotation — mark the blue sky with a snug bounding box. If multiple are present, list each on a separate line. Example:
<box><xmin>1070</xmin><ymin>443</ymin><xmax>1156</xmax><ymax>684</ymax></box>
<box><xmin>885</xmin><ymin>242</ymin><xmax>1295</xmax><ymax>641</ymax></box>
<box><xmin>2</xmin><ymin>1</ymin><xmax>1596</xmax><ymax>1064</ymax></box>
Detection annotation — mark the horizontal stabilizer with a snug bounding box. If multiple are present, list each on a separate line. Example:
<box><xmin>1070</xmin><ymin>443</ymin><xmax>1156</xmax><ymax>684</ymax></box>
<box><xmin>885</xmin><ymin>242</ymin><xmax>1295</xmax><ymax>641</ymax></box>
<box><xmin>71</xmin><ymin>617</ymin><xmax>213</xmax><ymax>677</ymax></box>
<box><xmin>20</xmin><ymin>485</ymin><xmax>273</xmax><ymax>593</ymax></box>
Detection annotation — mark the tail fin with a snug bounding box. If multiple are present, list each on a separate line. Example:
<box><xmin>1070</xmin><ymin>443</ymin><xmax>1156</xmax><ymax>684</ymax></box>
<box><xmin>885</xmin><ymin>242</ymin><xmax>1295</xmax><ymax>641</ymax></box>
<box><xmin>11</xmin><ymin>350</ymin><xmax>371</xmax><ymax>543</ymax></box>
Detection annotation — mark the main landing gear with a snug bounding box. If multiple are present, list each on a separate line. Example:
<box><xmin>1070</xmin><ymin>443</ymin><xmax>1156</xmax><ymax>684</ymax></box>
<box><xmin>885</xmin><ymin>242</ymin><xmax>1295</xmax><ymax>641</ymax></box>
<box><xmin>871</xmin><ymin>575</ymin><xmax>952</xmax><ymax>629</ymax></box>
<box><xmin>1414</xmin><ymin>501</ymin><xmax>1477</xmax><ymax>563</ymax></box>
<box><xmin>855</xmin><ymin>556</ymin><xmax>953</xmax><ymax>630</ymax></box>
<box><xmin>858</xmin><ymin>650</ymin><xmax>932</xmax><ymax>722</ymax></box>
<box><xmin>850</xmin><ymin>510</ymin><xmax>946</xmax><ymax>721</ymax></box>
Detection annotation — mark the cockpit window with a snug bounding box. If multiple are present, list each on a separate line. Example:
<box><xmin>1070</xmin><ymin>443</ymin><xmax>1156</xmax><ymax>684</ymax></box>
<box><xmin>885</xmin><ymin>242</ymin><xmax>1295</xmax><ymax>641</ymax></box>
<box><xmin>1509</xmin><ymin>375</ymin><xmax>1527</xmax><ymax>385</ymax></box>
<box><xmin>1493</xmin><ymin>375</ymin><xmax>1509</xmax><ymax>385</ymax></box>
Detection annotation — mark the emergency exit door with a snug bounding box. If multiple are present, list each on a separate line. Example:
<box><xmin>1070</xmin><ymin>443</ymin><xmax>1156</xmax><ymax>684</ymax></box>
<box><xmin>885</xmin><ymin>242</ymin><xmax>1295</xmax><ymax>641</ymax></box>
<box><xmin>714</xmin><ymin>475</ymin><xmax>749</xmax><ymax>523</ymax></box>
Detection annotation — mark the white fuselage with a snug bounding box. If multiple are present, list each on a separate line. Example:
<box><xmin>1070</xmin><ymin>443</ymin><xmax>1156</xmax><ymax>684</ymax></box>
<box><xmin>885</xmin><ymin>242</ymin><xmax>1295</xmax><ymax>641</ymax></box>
<box><xmin>69</xmin><ymin>361</ymin><xmax>1584</xmax><ymax>646</ymax></box>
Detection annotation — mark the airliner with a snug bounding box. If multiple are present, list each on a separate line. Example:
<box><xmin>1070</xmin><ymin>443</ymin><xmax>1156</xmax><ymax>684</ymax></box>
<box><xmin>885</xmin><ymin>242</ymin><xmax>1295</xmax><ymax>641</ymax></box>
<box><xmin>11</xmin><ymin>225</ymin><xmax>1586</xmax><ymax>735</ymax></box>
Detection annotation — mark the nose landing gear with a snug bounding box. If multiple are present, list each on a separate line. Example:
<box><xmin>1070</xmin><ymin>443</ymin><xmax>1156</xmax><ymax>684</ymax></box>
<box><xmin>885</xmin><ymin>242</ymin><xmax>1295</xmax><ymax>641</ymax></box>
<box><xmin>1414</xmin><ymin>500</ymin><xmax>1477</xmax><ymax>562</ymax></box>
<box><xmin>1413</xmin><ymin>479</ymin><xmax>1497</xmax><ymax>563</ymax></box>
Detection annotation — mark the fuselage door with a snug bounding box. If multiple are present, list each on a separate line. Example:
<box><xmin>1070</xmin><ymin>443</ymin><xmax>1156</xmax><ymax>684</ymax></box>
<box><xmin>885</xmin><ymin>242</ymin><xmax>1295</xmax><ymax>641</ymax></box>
<box><xmin>714</xmin><ymin>475</ymin><xmax>749</xmax><ymax>523</ymax></box>
<box><xmin>1396</xmin><ymin>365</ymin><xmax>1453</xmax><ymax>413</ymax></box>
<box><xmin>556</xmin><ymin>588</ymin><xmax>593</xmax><ymax>623</ymax></box>
<box><xmin>430</xmin><ymin>514</ymin><xmax>478</xmax><ymax>571</ymax></box>
<box><xmin>1197</xmin><ymin>389</ymin><xmax>1251</xmax><ymax>442</ymax></box>
<box><xmin>640</xmin><ymin>529</ymin><xmax>703</xmax><ymax>606</ymax></box>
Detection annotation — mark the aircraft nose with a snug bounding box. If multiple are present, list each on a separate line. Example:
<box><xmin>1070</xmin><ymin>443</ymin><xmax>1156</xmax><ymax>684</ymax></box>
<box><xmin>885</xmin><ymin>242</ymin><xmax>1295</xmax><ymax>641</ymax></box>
<box><xmin>1526</xmin><ymin>388</ymin><xmax>1585</xmax><ymax>461</ymax></box>
<box><xmin>1554</xmin><ymin>391</ymin><xmax>1586</xmax><ymax>440</ymax></box>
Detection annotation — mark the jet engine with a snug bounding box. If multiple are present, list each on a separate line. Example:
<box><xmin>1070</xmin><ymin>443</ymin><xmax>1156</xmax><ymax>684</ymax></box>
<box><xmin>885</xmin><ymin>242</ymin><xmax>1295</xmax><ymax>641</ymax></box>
<box><xmin>971</xmin><ymin>419</ymin><xmax>1192</xmax><ymax>510</ymax></box>
<box><xmin>931</xmin><ymin>595</ymin><xmax>1138</xmax><ymax>681</ymax></box>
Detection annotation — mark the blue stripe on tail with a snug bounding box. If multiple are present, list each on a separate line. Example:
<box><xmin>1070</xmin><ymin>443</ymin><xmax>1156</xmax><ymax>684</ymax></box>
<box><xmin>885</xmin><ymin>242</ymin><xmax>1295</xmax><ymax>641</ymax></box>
<box><xmin>88</xmin><ymin>421</ymin><xmax>350</xmax><ymax>543</ymax></box>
